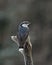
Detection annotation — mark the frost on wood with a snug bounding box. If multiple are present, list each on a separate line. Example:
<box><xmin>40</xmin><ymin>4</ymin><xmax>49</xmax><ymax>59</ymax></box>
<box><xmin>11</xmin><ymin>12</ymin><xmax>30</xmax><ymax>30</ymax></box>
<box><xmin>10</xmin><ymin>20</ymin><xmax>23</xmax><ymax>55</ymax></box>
<box><xmin>11</xmin><ymin>35</ymin><xmax>33</xmax><ymax>65</ymax></box>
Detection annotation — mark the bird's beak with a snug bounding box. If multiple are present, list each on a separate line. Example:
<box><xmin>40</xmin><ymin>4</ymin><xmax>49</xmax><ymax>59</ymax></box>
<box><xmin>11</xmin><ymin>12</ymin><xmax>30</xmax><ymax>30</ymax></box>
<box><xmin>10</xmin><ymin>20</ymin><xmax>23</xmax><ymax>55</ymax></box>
<box><xmin>27</xmin><ymin>22</ymin><xmax>31</xmax><ymax>26</ymax></box>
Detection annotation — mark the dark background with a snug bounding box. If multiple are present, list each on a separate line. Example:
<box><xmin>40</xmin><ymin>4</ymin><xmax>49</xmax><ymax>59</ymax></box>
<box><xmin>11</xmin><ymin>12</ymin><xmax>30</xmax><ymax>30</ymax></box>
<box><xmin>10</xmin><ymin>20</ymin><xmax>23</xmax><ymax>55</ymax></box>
<box><xmin>0</xmin><ymin>0</ymin><xmax>52</xmax><ymax>65</ymax></box>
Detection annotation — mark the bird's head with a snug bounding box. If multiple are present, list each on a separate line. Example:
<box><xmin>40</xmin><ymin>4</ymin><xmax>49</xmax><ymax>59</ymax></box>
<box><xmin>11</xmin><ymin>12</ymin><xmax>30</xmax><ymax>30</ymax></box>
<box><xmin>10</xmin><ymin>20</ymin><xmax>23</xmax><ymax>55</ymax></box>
<box><xmin>20</xmin><ymin>21</ymin><xmax>30</xmax><ymax>28</ymax></box>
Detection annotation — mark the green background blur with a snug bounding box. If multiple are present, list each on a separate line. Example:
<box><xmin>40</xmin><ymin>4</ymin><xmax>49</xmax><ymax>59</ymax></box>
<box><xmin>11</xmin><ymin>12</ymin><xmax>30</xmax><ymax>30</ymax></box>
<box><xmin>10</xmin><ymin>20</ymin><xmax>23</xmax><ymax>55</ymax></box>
<box><xmin>0</xmin><ymin>0</ymin><xmax>52</xmax><ymax>65</ymax></box>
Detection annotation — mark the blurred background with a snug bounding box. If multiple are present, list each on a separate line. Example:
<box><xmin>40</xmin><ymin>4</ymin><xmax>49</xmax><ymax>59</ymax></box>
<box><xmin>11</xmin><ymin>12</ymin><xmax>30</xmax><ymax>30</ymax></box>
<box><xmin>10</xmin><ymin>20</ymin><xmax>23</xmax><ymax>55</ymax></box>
<box><xmin>0</xmin><ymin>0</ymin><xmax>52</xmax><ymax>65</ymax></box>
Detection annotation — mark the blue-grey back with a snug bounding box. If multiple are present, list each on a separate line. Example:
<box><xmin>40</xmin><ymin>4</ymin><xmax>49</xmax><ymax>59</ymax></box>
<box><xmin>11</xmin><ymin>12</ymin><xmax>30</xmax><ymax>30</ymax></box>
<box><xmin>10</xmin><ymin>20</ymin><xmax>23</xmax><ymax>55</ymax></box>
<box><xmin>18</xmin><ymin>25</ymin><xmax>29</xmax><ymax>39</ymax></box>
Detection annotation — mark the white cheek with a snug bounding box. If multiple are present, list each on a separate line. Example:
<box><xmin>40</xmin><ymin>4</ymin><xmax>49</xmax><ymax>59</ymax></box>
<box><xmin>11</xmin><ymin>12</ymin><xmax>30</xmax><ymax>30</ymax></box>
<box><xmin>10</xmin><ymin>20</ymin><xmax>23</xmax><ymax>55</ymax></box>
<box><xmin>22</xmin><ymin>24</ymin><xmax>28</xmax><ymax>28</ymax></box>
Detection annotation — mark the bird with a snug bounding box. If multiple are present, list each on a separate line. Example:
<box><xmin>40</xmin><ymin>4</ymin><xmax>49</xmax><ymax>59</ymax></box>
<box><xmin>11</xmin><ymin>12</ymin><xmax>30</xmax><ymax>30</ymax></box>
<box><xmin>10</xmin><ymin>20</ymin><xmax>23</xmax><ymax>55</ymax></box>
<box><xmin>17</xmin><ymin>21</ymin><xmax>30</xmax><ymax>48</ymax></box>
<box><xmin>11</xmin><ymin>21</ymin><xmax>33</xmax><ymax>65</ymax></box>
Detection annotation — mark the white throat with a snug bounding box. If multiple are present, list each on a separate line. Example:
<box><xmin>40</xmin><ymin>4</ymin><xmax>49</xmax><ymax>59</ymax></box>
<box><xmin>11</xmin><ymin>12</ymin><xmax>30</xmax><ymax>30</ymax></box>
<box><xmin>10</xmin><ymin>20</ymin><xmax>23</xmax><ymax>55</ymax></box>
<box><xmin>22</xmin><ymin>24</ymin><xmax>28</xmax><ymax>28</ymax></box>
